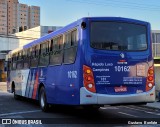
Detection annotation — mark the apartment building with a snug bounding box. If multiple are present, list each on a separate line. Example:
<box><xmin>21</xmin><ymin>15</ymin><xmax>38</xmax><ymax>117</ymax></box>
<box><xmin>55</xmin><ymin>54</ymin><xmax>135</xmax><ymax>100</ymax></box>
<box><xmin>0</xmin><ymin>0</ymin><xmax>7</xmax><ymax>35</ymax></box>
<box><xmin>7</xmin><ymin>0</ymin><xmax>18</xmax><ymax>34</ymax></box>
<box><xmin>17</xmin><ymin>3</ymin><xmax>29</xmax><ymax>32</ymax></box>
<box><xmin>29</xmin><ymin>6</ymin><xmax>40</xmax><ymax>29</ymax></box>
<box><xmin>0</xmin><ymin>0</ymin><xmax>40</xmax><ymax>35</ymax></box>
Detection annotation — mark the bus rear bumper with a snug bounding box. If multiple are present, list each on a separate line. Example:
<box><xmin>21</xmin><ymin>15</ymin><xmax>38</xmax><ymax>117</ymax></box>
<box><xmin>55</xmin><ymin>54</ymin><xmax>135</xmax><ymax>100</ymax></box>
<box><xmin>80</xmin><ymin>87</ymin><xmax>155</xmax><ymax>105</ymax></box>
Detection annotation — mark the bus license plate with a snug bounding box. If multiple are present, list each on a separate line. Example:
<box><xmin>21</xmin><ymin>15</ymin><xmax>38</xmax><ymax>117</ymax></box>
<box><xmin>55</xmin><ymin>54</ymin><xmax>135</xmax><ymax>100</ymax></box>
<box><xmin>114</xmin><ymin>86</ymin><xmax>127</xmax><ymax>92</ymax></box>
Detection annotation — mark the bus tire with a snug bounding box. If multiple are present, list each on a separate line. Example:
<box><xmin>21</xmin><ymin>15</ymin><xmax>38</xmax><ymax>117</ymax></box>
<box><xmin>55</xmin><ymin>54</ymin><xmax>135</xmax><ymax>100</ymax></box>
<box><xmin>39</xmin><ymin>87</ymin><xmax>49</xmax><ymax>112</ymax></box>
<box><xmin>14</xmin><ymin>91</ymin><xmax>20</xmax><ymax>100</ymax></box>
<box><xmin>83</xmin><ymin>105</ymin><xmax>100</xmax><ymax>111</ymax></box>
<box><xmin>12</xmin><ymin>83</ymin><xmax>20</xmax><ymax>100</ymax></box>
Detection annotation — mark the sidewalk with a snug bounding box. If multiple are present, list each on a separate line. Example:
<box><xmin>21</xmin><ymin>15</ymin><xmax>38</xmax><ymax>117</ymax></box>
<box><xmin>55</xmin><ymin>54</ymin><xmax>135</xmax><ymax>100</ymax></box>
<box><xmin>0</xmin><ymin>82</ymin><xmax>7</xmax><ymax>92</ymax></box>
<box><xmin>146</xmin><ymin>100</ymin><xmax>160</xmax><ymax>109</ymax></box>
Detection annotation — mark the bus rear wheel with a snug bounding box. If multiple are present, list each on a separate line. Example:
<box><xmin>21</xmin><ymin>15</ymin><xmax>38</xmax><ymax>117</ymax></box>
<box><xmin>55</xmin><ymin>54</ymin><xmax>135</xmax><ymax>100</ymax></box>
<box><xmin>12</xmin><ymin>84</ymin><xmax>20</xmax><ymax>100</ymax></box>
<box><xmin>39</xmin><ymin>87</ymin><xmax>49</xmax><ymax>112</ymax></box>
<box><xmin>14</xmin><ymin>91</ymin><xmax>20</xmax><ymax>100</ymax></box>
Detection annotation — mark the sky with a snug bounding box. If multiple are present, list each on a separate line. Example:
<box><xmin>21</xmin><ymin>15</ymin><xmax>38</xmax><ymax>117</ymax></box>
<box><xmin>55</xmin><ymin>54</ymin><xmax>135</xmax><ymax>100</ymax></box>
<box><xmin>19</xmin><ymin>0</ymin><xmax>160</xmax><ymax>30</ymax></box>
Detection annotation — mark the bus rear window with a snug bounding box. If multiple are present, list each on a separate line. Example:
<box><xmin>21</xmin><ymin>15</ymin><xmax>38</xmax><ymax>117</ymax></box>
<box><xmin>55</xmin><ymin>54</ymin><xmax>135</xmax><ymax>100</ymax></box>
<box><xmin>90</xmin><ymin>22</ymin><xmax>147</xmax><ymax>51</ymax></box>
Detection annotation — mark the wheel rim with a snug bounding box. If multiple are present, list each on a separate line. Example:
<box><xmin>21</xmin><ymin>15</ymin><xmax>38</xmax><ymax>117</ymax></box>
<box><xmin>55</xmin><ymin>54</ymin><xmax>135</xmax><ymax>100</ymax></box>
<box><xmin>40</xmin><ymin>92</ymin><xmax>45</xmax><ymax>108</ymax></box>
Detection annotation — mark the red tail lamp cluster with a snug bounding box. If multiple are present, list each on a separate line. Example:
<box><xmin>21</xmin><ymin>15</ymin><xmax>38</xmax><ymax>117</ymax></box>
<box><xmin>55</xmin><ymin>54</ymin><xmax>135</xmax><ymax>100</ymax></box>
<box><xmin>83</xmin><ymin>65</ymin><xmax>96</xmax><ymax>93</ymax></box>
<box><xmin>146</xmin><ymin>66</ymin><xmax>154</xmax><ymax>91</ymax></box>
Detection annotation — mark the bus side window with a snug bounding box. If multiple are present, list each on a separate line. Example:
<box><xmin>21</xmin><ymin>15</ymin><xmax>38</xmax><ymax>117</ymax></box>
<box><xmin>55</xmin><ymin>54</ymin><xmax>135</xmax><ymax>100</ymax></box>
<box><xmin>7</xmin><ymin>58</ymin><xmax>11</xmax><ymax>72</ymax></box>
<box><xmin>16</xmin><ymin>52</ymin><xmax>19</xmax><ymax>69</ymax></box>
<box><xmin>30</xmin><ymin>47</ymin><xmax>35</xmax><ymax>67</ymax></box>
<box><xmin>26</xmin><ymin>48</ymin><xmax>31</xmax><ymax>68</ymax></box>
<box><xmin>39</xmin><ymin>41</ymin><xmax>49</xmax><ymax>66</ymax></box>
<box><xmin>23</xmin><ymin>49</ymin><xmax>29</xmax><ymax>69</ymax></box>
<box><xmin>50</xmin><ymin>39</ymin><xmax>53</xmax><ymax>51</ymax></box>
<box><xmin>17</xmin><ymin>51</ymin><xmax>23</xmax><ymax>69</ymax></box>
<box><xmin>49</xmin><ymin>35</ymin><xmax>63</xmax><ymax>65</ymax></box>
<box><xmin>71</xmin><ymin>30</ymin><xmax>78</xmax><ymax>46</ymax></box>
<box><xmin>64</xmin><ymin>32</ymin><xmax>71</xmax><ymax>48</ymax></box>
<box><xmin>59</xmin><ymin>36</ymin><xmax>63</xmax><ymax>50</ymax></box>
<box><xmin>35</xmin><ymin>45</ymin><xmax>40</xmax><ymax>57</ymax></box>
<box><xmin>12</xmin><ymin>53</ymin><xmax>17</xmax><ymax>70</ymax></box>
<box><xmin>54</xmin><ymin>38</ymin><xmax>58</xmax><ymax>50</ymax></box>
<box><xmin>32</xmin><ymin>47</ymin><xmax>35</xmax><ymax>58</ymax></box>
<box><xmin>30</xmin><ymin>46</ymin><xmax>39</xmax><ymax>68</ymax></box>
<box><xmin>63</xmin><ymin>29</ymin><xmax>78</xmax><ymax>64</ymax></box>
<box><xmin>20</xmin><ymin>51</ymin><xmax>23</xmax><ymax>69</ymax></box>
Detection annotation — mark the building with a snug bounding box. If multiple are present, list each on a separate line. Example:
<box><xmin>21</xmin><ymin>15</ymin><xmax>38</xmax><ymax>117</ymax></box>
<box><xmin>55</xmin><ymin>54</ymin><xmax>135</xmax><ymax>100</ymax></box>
<box><xmin>17</xmin><ymin>3</ymin><xmax>29</xmax><ymax>32</ymax></box>
<box><xmin>7</xmin><ymin>0</ymin><xmax>18</xmax><ymax>35</ymax></box>
<box><xmin>14</xmin><ymin>26</ymin><xmax>62</xmax><ymax>47</ymax></box>
<box><xmin>0</xmin><ymin>26</ymin><xmax>62</xmax><ymax>52</ymax></box>
<box><xmin>152</xmin><ymin>30</ymin><xmax>160</xmax><ymax>58</ymax></box>
<box><xmin>0</xmin><ymin>26</ymin><xmax>62</xmax><ymax>55</ymax></box>
<box><xmin>0</xmin><ymin>0</ymin><xmax>7</xmax><ymax>35</ymax></box>
<box><xmin>0</xmin><ymin>0</ymin><xmax>40</xmax><ymax>35</ymax></box>
<box><xmin>29</xmin><ymin>6</ymin><xmax>40</xmax><ymax>29</ymax></box>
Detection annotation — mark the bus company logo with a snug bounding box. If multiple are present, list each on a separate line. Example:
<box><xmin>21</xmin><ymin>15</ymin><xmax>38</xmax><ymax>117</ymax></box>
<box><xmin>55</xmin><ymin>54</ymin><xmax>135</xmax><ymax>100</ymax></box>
<box><xmin>120</xmin><ymin>53</ymin><xmax>125</xmax><ymax>58</ymax></box>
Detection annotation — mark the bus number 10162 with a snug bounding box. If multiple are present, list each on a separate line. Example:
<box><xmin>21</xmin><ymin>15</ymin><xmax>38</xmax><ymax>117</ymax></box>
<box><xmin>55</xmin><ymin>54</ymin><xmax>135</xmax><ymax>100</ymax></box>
<box><xmin>115</xmin><ymin>66</ymin><xmax>130</xmax><ymax>72</ymax></box>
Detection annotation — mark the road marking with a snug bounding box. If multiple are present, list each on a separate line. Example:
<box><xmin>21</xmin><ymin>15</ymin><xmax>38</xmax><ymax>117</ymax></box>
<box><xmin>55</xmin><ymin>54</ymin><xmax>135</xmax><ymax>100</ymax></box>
<box><xmin>0</xmin><ymin>110</ymin><xmax>41</xmax><ymax>117</ymax></box>
<box><xmin>0</xmin><ymin>91</ymin><xmax>10</xmax><ymax>93</ymax></box>
<box><xmin>122</xmin><ymin>106</ymin><xmax>147</xmax><ymax>112</ymax></box>
<box><xmin>144</xmin><ymin>111</ymin><xmax>160</xmax><ymax>115</ymax></box>
<box><xmin>122</xmin><ymin>106</ymin><xmax>160</xmax><ymax>116</ymax></box>
<box><xmin>118</xmin><ymin>112</ymin><xmax>138</xmax><ymax>117</ymax></box>
<box><xmin>129</xmin><ymin>105</ymin><xmax>158</xmax><ymax>111</ymax></box>
<box><xmin>0</xmin><ymin>92</ymin><xmax>12</xmax><ymax>96</ymax></box>
<box><xmin>100</xmin><ymin>107</ymin><xmax>119</xmax><ymax>110</ymax></box>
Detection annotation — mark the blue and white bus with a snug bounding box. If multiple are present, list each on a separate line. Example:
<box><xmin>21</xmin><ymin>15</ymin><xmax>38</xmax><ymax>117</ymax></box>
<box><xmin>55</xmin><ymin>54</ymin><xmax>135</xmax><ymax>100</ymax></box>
<box><xmin>7</xmin><ymin>17</ymin><xmax>155</xmax><ymax>111</ymax></box>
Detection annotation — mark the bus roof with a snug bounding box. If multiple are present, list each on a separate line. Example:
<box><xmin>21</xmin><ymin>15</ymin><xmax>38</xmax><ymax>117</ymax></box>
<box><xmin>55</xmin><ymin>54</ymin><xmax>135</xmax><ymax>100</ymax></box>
<box><xmin>9</xmin><ymin>47</ymin><xmax>23</xmax><ymax>55</ymax></box>
<box><xmin>20</xmin><ymin>17</ymin><xmax>149</xmax><ymax>50</ymax></box>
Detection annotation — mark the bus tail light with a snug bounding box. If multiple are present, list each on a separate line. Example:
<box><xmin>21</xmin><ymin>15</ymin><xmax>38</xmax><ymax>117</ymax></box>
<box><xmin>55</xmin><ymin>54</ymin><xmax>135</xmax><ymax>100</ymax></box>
<box><xmin>86</xmin><ymin>75</ymin><xmax>93</xmax><ymax>81</ymax></box>
<box><xmin>148</xmin><ymin>76</ymin><xmax>153</xmax><ymax>81</ymax></box>
<box><xmin>146</xmin><ymin>66</ymin><xmax>154</xmax><ymax>92</ymax></box>
<box><xmin>83</xmin><ymin>65</ymin><xmax>96</xmax><ymax>93</ymax></box>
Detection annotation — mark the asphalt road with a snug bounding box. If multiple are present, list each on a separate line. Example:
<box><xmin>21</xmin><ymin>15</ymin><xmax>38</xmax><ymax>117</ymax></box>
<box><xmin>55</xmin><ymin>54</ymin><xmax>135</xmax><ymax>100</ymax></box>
<box><xmin>0</xmin><ymin>91</ymin><xmax>160</xmax><ymax>127</ymax></box>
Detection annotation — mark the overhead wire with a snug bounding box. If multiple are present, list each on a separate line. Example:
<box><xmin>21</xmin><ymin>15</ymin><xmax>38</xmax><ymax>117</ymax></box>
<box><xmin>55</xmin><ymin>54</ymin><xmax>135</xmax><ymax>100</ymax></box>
<box><xmin>67</xmin><ymin>0</ymin><xmax>160</xmax><ymax>11</ymax></box>
<box><xmin>81</xmin><ymin>0</ymin><xmax>160</xmax><ymax>9</ymax></box>
<box><xmin>104</xmin><ymin>0</ymin><xmax>160</xmax><ymax>8</ymax></box>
